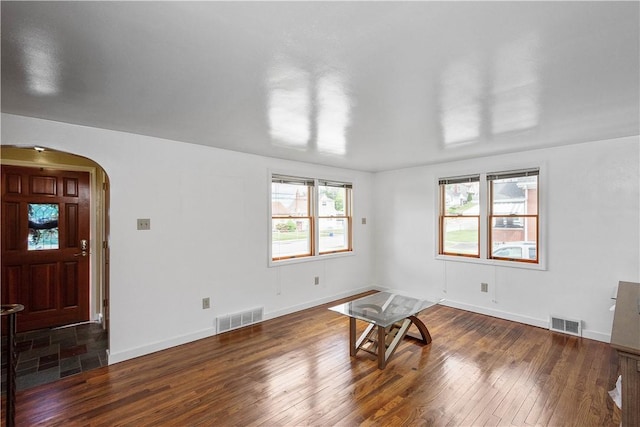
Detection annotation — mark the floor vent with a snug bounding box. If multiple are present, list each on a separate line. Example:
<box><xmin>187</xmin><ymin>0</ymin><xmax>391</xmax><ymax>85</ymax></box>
<box><xmin>549</xmin><ymin>316</ymin><xmax>582</xmax><ymax>337</ymax></box>
<box><xmin>217</xmin><ymin>307</ymin><xmax>264</xmax><ymax>334</ymax></box>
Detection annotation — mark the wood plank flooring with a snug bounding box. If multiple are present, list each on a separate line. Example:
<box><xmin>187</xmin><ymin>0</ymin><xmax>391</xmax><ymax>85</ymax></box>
<box><xmin>2</xmin><ymin>292</ymin><xmax>621</xmax><ymax>426</ymax></box>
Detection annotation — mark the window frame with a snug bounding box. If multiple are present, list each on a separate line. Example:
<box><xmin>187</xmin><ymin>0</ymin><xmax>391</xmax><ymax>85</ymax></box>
<box><xmin>438</xmin><ymin>175</ymin><xmax>481</xmax><ymax>258</ymax></box>
<box><xmin>317</xmin><ymin>180</ymin><xmax>353</xmax><ymax>256</ymax></box>
<box><xmin>437</xmin><ymin>167</ymin><xmax>544</xmax><ymax>269</ymax></box>
<box><xmin>270</xmin><ymin>173</ymin><xmax>353</xmax><ymax>265</ymax></box>
<box><xmin>271</xmin><ymin>175</ymin><xmax>314</xmax><ymax>261</ymax></box>
<box><xmin>488</xmin><ymin>169</ymin><xmax>539</xmax><ymax>264</ymax></box>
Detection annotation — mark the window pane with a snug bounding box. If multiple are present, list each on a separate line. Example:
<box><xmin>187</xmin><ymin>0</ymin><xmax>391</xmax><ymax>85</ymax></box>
<box><xmin>28</xmin><ymin>203</ymin><xmax>59</xmax><ymax>250</ymax></box>
<box><xmin>271</xmin><ymin>183</ymin><xmax>308</xmax><ymax>217</ymax></box>
<box><xmin>442</xmin><ymin>217</ymin><xmax>479</xmax><ymax>256</ymax></box>
<box><xmin>491</xmin><ymin>217</ymin><xmax>537</xmax><ymax>261</ymax></box>
<box><xmin>493</xmin><ymin>246</ymin><xmax>522</xmax><ymax>258</ymax></box>
<box><xmin>318</xmin><ymin>186</ymin><xmax>346</xmax><ymax>216</ymax></box>
<box><xmin>272</xmin><ymin>218</ymin><xmax>311</xmax><ymax>258</ymax></box>
<box><xmin>444</xmin><ymin>182</ymin><xmax>479</xmax><ymax>215</ymax></box>
<box><xmin>491</xmin><ymin>175</ymin><xmax>537</xmax><ymax>214</ymax></box>
<box><xmin>319</xmin><ymin>218</ymin><xmax>348</xmax><ymax>253</ymax></box>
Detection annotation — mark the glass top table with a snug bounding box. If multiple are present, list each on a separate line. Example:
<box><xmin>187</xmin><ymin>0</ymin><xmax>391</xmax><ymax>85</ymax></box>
<box><xmin>329</xmin><ymin>292</ymin><xmax>440</xmax><ymax>369</ymax></box>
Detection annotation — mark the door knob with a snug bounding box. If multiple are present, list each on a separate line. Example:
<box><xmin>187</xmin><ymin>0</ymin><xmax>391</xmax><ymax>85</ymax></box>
<box><xmin>74</xmin><ymin>239</ymin><xmax>88</xmax><ymax>257</ymax></box>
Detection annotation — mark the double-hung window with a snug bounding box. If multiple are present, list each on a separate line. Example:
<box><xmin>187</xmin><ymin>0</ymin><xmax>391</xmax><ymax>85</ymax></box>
<box><xmin>439</xmin><ymin>175</ymin><xmax>480</xmax><ymax>257</ymax></box>
<box><xmin>271</xmin><ymin>176</ymin><xmax>314</xmax><ymax>260</ymax></box>
<box><xmin>438</xmin><ymin>168</ymin><xmax>540</xmax><ymax>265</ymax></box>
<box><xmin>488</xmin><ymin>169</ymin><xmax>539</xmax><ymax>262</ymax></box>
<box><xmin>271</xmin><ymin>174</ymin><xmax>352</xmax><ymax>262</ymax></box>
<box><xmin>318</xmin><ymin>181</ymin><xmax>352</xmax><ymax>255</ymax></box>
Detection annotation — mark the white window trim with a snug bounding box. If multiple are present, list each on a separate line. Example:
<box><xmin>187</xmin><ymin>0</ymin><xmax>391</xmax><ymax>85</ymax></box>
<box><xmin>435</xmin><ymin>166</ymin><xmax>546</xmax><ymax>271</ymax></box>
<box><xmin>268</xmin><ymin>170</ymin><xmax>355</xmax><ymax>267</ymax></box>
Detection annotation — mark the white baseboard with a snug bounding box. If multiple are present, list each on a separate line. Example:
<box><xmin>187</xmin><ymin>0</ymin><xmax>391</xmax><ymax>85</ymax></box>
<box><xmin>441</xmin><ymin>299</ymin><xmax>549</xmax><ymax>329</ymax></box>
<box><xmin>581</xmin><ymin>329</ymin><xmax>611</xmax><ymax>343</ymax></box>
<box><xmin>107</xmin><ymin>286</ymin><xmax>611</xmax><ymax>365</ymax></box>
<box><xmin>107</xmin><ymin>327</ymin><xmax>217</xmax><ymax>365</ymax></box>
<box><xmin>107</xmin><ymin>286</ymin><xmax>380</xmax><ymax>365</ymax></box>
<box><xmin>440</xmin><ymin>299</ymin><xmax>611</xmax><ymax>343</ymax></box>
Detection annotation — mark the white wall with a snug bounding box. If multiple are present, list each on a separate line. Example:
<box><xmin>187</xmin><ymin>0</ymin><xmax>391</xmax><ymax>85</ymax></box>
<box><xmin>3</xmin><ymin>112</ymin><xmax>638</xmax><ymax>359</ymax></box>
<box><xmin>374</xmin><ymin>137</ymin><xmax>640</xmax><ymax>342</ymax></box>
<box><xmin>1</xmin><ymin>113</ymin><xmax>375</xmax><ymax>363</ymax></box>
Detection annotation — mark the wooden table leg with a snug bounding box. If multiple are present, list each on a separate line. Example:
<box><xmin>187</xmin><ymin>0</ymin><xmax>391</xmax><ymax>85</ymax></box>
<box><xmin>349</xmin><ymin>317</ymin><xmax>357</xmax><ymax>357</ymax></box>
<box><xmin>377</xmin><ymin>325</ymin><xmax>386</xmax><ymax>369</ymax></box>
<box><xmin>349</xmin><ymin>315</ymin><xmax>433</xmax><ymax>369</ymax></box>
<box><xmin>407</xmin><ymin>315</ymin><xmax>432</xmax><ymax>344</ymax></box>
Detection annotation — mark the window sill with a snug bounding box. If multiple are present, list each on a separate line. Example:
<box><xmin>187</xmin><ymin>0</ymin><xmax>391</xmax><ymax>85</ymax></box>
<box><xmin>269</xmin><ymin>250</ymin><xmax>354</xmax><ymax>267</ymax></box>
<box><xmin>435</xmin><ymin>254</ymin><xmax>547</xmax><ymax>271</ymax></box>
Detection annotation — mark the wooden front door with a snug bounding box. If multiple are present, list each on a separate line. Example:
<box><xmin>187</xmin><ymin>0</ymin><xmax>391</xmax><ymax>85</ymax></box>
<box><xmin>1</xmin><ymin>165</ymin><xmax>91</xmax><ymax>332</ymax></box>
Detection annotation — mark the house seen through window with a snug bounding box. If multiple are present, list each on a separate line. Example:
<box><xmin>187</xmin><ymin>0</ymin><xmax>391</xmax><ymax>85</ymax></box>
<box><xmin>439</xmin><ymin>175</ymin><xmax>480</xmax><ymax>257</ymax></box>
<box><xmin>488</xmin><ymin>170</ymin><xmax>539</xmax><ymax>262</ymax></box>
<box><xmin>439</xmin><ymin>168</ymin><xmax>539</xmax><ymax>264</ymax></box>
<box><xmin>271</xmin><ymin>174</ymin><xmax>352</xmax><ymax>262</ymax></box>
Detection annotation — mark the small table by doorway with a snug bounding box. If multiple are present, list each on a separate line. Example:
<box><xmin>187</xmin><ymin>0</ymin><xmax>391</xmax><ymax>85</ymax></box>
<box><xmin>329</xmin><ymin>292</ymin><xmax>440</xmax><ymax>369</ymax></box>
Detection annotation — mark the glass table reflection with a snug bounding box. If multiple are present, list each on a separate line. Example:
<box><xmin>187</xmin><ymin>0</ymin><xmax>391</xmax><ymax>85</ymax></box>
<box><xmin>329</xmin><ymin>292</ymin><xmax>440</xmax><ymax>369</ymax></box>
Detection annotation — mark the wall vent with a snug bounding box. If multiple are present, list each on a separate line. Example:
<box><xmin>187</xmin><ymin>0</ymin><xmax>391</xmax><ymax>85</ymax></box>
<box><xmin>549</xmin><ymin>316</ymin><xmax>582</xmax><ymax>337</ymax></box>
<box><xmin>217</xmin><ymin>307</ymin><xmax>264</xmax><ymax>334</ymax></box>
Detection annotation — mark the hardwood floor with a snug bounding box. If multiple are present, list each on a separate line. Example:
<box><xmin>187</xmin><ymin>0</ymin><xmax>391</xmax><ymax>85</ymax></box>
<box><xmin>3</xmin><ymin>292</ymin><xmax>621</xmax><ymax>426</ymax></box>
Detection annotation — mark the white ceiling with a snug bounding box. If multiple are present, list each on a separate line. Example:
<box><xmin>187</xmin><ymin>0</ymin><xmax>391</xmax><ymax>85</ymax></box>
<box><xmin>2</xmin><ymin>1</ymin><xmax>639</xmax><ymax>172</ymax></box>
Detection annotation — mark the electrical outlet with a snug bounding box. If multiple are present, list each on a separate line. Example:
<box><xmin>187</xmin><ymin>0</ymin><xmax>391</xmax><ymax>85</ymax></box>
<box><xmin>361</xmin><ymin>217</ymin><xmax>367</xmax><ymax>225</ymax></box>
<box><xmin>481</xmin><ymin>282</ymin><xmax>488</xmax><ymax>293</ymax></box>
<box><xmin>137</xmin><ymin>218</ymin><xmax>151</xmax><ymax>230</ymax></box>
<box><xmin>202</xmin><ymin>297</ymin><xmax>210</xmax><ymax>309</ymax></box>
<box><xmin>314</xmin><ymin>276</ymin><xmax>320</xmax><ymax>285</ymax></box>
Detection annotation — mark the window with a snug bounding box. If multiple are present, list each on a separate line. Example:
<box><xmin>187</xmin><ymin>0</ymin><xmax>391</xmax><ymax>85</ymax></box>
<box><xmin>271</xmin><ymin>174</ymin><xmax>352</xmax><ymax>262</ymax></box>
<box><xmin>439</xmin><ymin>175</ymin><xmax>480</xmax><ymax>257</ymax></box>
<box><xmin>438</xmin><ymin>168</ymin><xmax>540</xmax><ymax>265</ymax></box>
<box><xmin>271</xmin><ymin>176</ymin><xmax>314</xmax><ymax>260</ymax></box>
<box><xmin>28</xmin><ymin>203</ymin><xmax>59</xmax><ymax>250</ymax></box>
<box><xmin>488</xmin><ymin>170</ymin><xmax>538</xmax><ymax>262</ymax></box>
<box><xmin>318</xmin><ymin>181</ymin><xmax>351</xmax><ymax>254</ymax></box>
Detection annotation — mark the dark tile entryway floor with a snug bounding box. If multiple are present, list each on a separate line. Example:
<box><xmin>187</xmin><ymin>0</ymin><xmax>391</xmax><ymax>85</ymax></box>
<box><xmin>1</xmin><ymin>322</ymin><xmax>108</xmax><ymax>391</ymax></box>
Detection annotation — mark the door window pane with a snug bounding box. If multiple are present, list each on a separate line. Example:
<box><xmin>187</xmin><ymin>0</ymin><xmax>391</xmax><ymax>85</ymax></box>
<box><xmin>28</xmin><ymin>203</ymin><xmax>59</xmax><ymax>250</ymax></box>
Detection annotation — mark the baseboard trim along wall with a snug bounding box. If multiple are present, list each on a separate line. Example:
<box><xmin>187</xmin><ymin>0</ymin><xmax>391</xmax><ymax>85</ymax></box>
<box><xmin>108</xmin><ymin>286</ymin><xmax>610</xmax><ymax>365</ymax></box>
<box><xmin>107</xmin><ymin>327</ymin><xmax>217</xmax><ymax>365</ymax></box>
<box><xmin>107</xmin><ymin>285</ymin><xmax>381</xmax><ymax>365</ymax></box>
<box><xmin>441</xmin><ymin>299</ymin><xmax>611</xmax><ymax>343</ymax></box>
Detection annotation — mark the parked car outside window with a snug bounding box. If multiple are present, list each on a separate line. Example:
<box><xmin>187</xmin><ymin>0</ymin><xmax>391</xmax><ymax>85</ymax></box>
<box><xmin>492</xmin><ymin>242</ymin><xmax>536</xmax><ymax>260</ymax></box>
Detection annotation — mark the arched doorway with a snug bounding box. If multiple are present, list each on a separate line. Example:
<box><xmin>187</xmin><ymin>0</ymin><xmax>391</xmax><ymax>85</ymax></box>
<box><xmin>1</xmin><ymin>146</ymin><xmax>110</xmax><ymax>388</ymax></box>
